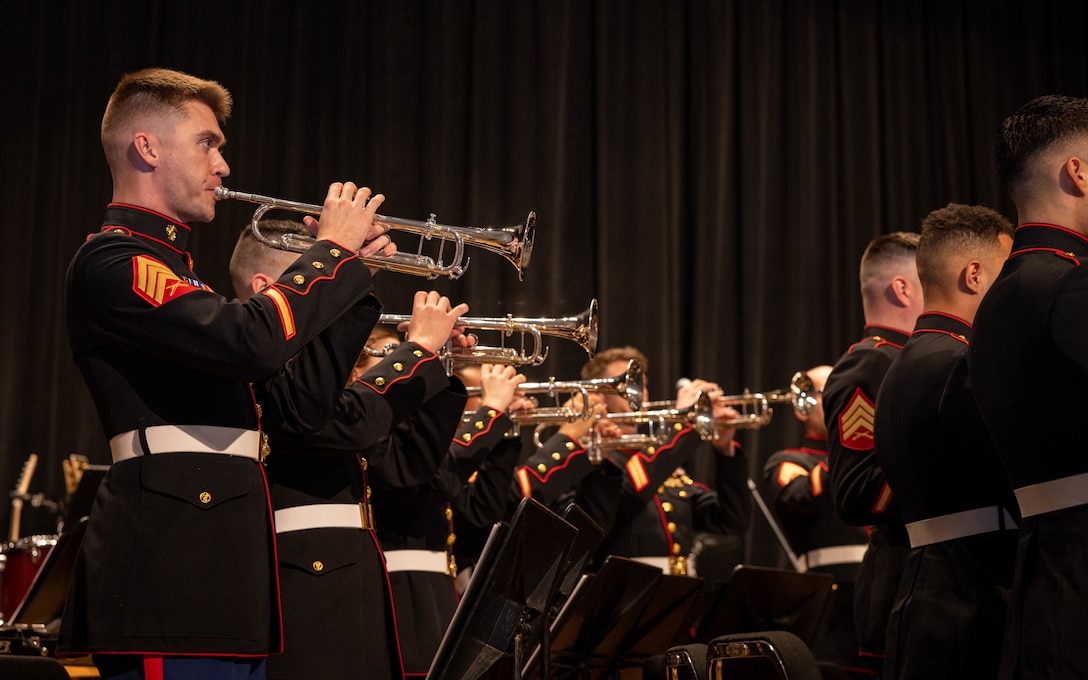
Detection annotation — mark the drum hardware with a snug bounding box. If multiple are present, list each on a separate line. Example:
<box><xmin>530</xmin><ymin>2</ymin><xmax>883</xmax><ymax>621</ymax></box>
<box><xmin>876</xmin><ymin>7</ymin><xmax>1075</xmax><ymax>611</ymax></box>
<box><xmin>0</xmin><ymin>535</ymin><xmax>56</xmax><ymax>625</ymax></box>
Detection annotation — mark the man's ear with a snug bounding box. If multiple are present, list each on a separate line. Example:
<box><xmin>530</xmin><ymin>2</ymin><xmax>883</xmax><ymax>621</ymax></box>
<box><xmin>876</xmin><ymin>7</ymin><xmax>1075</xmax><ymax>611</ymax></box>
<box><xmin>1063</xmin><ymin>156</ymin><xmax>1088</xmax><ymax>197</ymax></box>
<box><xmin>132</xmin><ymin>132</ymin><xmax>159</xmax><ymax>168</ymax></box>
<box><xmin>250</xmin><ymin>273</ymin><xmax>275</xmax><ymax>296</ymax></box>
<box><xmin>963</xmin><ymin>260</ymin><xmax>983</xmax><ymax>294</ymax></box>
<box><xmin>889</xmin><ymin>275</ymin><xmax>915</xmax><ymax>307</ymax></box>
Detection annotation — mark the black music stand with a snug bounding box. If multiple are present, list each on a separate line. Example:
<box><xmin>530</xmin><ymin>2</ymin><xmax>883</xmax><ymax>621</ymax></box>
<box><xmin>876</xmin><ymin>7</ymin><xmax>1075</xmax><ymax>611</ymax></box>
<box><xmin>606</xmin><ymin>573</ymin><xmax>705</xmax><ymax>675</ymax></box>
<box><xmin>1</xmin><ymin>464</ymin><xmax>105</xmax><ymax>640</ymax></box>
<box><xmin>693</xmin><ymin>564</ymin><xmax>834</xmax><ymax>647</ymax></box>
<box><xmin>57</xmin><ymin>465</ymin><xmax>107</xmax><ymax>535</ymax></box>
<box><xmin>481</xmin><ymin>503</ymin><xmax>605</xmax><ymax>680</ymax></box>
<box><xmin>521</xmin><ymin>555</ymin><xmax>664</xmax><ymax>680</ymax></box>
<box><xmin>4</xmin><ymin>518</ymin><xmax>86</xmax><ymax>633</ymax></box>
<box><xmin>426</xmin><ymin>497</ymin><xmax>578</xmax><ymax>680</ymax></box>
<box><xmin>553</xmin><ymin>503</ymin><xmax>605</xmax><ymax>602</ymax></box>
<box><xmin>0</xmin><ymin>517</ymin><xmax>88</xmax><ymax>657</ymax></box>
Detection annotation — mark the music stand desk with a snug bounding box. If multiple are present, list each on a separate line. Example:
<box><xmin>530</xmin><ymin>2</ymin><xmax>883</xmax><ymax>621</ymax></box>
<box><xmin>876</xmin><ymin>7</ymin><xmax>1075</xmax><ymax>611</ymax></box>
<box><xmin>693</xmin><ymin>564</ymin><xmax>834</xmax><ymax>647</ymax></box>
<box><xmin>426</xmin><ymin>497</ymin><xmax>579</xmax><ymax>680</ymax></box>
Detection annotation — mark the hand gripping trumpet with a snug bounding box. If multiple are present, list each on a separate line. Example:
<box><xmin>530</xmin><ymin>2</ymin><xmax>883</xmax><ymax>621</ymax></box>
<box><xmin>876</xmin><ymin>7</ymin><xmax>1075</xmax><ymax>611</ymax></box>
<box><xmin>585</xmin><ymin>391</ymin><xmax>715</xmax><ymax>463</ymax></box>
<box><xmin>377</xmin><ymin>299</ymin><xmax>599</xmax><ymax>368</ymax></box>
<box><xmin>470</xmin><ymin>358</ymin><xmax>644</xmax><ymax>425</ymax></box>
<box><xmin>214</xmin><ymin>186</ymin><xmax>536</xmax><ymax>280</ymax></box>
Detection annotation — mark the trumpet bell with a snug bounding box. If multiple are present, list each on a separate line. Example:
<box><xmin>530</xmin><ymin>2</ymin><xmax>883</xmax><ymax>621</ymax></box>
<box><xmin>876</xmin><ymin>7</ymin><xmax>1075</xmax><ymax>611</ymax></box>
<box><xmin>788</xmin><ymin>371</ymin><xmax>818</xmax><ymax>416</ymax></box>
<box><xmin>618</xmin><ymin>359</ymin><xmax>644</xmax><ymax>411</ymax></box>
<box><xmin>447</xmin><ymin>211</ymin><xmax>536</xmax><ymax>281</ymax></box>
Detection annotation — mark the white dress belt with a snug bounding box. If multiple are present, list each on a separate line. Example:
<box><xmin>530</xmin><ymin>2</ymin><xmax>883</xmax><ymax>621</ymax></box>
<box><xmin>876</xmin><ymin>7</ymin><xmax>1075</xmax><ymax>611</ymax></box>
<box><xmin>799</xmin><ymin>544</ymin><xmax>868</xmax><ymax>571</ymax></box>
<box><xmin>906</xmin><ymin>505</ymin><xmax>1018</xmax><ymax>548</ymax></box>
<box><xmin>383</xmin><ymin>549</ymin><xmax>450</xmax><ymax>575</ymax></box>
<box><xmin>1015</xmin><ymin>472</ymin><xmax>1088</xmax><ymax>518</ymax></box>
<box><xmin>110</xmin><ymin>425</ymin><xmax>260</xmax><ymax>463</ymax></box>
<box><xmin>274</xmin><ymin>504</ymin><xmax>372</xmax><ymax>533</ymax></box>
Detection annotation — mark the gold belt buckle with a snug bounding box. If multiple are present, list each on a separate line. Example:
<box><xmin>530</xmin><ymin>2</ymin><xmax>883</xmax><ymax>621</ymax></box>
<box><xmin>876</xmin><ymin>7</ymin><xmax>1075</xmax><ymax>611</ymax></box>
<box><xmin>359</xmin><ymin>503</ymin><xmax>375</xmax><ymax>531</ymax></box>
<box><xmin>669</xmin><ymin>555</ymin><xmax>688</xmax><ymax>576</ymax></box>
<box><xmin>259</xmin><ymin>432</ymin><xmax>270</xmax><ymax>462</ymax></box>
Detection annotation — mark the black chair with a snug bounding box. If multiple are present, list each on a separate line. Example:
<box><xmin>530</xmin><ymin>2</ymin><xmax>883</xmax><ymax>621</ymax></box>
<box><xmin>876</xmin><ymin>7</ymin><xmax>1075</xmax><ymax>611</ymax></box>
<box><xmin>706</xmin><ymin>630</ymin><xmax>822</xmax><ymax>680</ymax></box>
<box><xmin>661</xmin><ymin>642</ymin><xmax>708</xmax><ymax>680</ymax></box>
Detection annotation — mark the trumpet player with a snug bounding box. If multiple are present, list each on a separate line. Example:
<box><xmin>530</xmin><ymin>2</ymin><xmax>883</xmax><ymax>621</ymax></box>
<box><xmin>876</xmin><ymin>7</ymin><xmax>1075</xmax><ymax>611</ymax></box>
<box><xmin>59</xmin><ymin>68</ymin><xmax>399</xmax><ymax>680</ymax></box>
<box><xmin>230</xmin><ymin>219</ymin><xmax>473</xmax><ymax>680</ymax></box>
<box><xmin>447</xmin><ymin>364</ymin><xmax>537</xmax><ymax>593</ymax></box>
<box><xmin>513</xmin><ymin>346</ymin><xmax>752</xmax><ymax>577</ymax></box>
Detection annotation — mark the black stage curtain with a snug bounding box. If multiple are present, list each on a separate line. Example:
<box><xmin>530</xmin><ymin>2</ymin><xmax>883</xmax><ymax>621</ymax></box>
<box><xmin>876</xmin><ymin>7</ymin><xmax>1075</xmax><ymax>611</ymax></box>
<box><xmin>1</xmin><ymin>0</ymin><xmax>1084</xmax><ymax>569</ymax></box>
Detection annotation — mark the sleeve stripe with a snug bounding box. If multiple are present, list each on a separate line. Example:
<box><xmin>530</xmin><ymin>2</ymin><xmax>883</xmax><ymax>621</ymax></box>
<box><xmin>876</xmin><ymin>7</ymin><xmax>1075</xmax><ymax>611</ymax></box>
<box><xmin>262</xmin><ymin>287</ymin><xmax>296</xmax><ymax>340</ymax></box>
<box><xmin>627</xmin><ymin>456</ymin><xmax>650</xmax><ymax>492</ymax></box>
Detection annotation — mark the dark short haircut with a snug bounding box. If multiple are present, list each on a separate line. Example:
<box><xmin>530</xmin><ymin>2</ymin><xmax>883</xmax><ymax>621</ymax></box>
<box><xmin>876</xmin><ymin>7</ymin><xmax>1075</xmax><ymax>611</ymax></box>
<box><xmin>581</xmin><ymin>346</ymin><xmax>649</xmax><ymax>381</ymax></box>
<box><xmin>916</xmin><ymin>203</ymin><xmax>1013</xmax><ymax>293</ymax></box>
<box><xmin>995</xmin><ymin>94</ymin><xmax>1088</xmax><ymax>186</ymax></box>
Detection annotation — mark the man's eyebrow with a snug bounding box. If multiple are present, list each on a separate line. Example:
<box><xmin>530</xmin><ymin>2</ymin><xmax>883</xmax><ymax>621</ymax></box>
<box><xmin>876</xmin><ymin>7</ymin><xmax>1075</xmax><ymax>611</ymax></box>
<box><xmin>199</xmin><ymin>128</ymin><xmax>226</xmax><ymax>146</ymax></box>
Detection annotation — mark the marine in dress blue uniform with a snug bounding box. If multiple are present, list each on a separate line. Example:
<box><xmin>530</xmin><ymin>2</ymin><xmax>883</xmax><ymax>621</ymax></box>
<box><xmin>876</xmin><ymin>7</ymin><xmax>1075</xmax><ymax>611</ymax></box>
<box><xmin>824</xmin><ymin>324</ymin><xmax>910</xmax><ymax>675</ymax></box>
<box><xmin>61</xmin><ymin>204</ymin><xmax>380</xmax><ymax>674</ymax></box>
<box><xmin>877</xmin><ymin>314</ymin><xmax>1017</xmax><ymax>680</ymax></box>
<box><xmin>825</xmin><ymin>233</ymin><xmax>923</xmax><ymax>676</ymax></box>
<box><xmin>874</xmin><ymin>204</ymin><xmax>1016</xmax><ymax>680</ymax></box>
<box><xmin>971</xmin><ymin>225</ymin><xmax>1088</xmax><ymax>679</ymax></box>
<box><xmin>968</xmin><ymin>94</ymin><xmax>1088</xmax><ymax>680</ymax></box>
<box><xmin>263</xmin><ymin>342</ymin><xmax>457</xmax><ymax>680</ymax></box>
<box><xmin>63</xmin><ymin>67</ymin><xmax>395</xmax><ymax>680</ymax></box>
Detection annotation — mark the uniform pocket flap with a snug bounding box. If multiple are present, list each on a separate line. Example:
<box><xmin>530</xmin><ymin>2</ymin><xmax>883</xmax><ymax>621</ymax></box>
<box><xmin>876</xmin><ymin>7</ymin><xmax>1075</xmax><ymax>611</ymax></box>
<box><xmin>139</xmin><ymin>453</ymin><xmax>254</xmax><ymax>510</ymax></box>
<box><xmin>276</xmin><ymin>531</ymin><xmax>364</xmax><ymax>576</ymax></box>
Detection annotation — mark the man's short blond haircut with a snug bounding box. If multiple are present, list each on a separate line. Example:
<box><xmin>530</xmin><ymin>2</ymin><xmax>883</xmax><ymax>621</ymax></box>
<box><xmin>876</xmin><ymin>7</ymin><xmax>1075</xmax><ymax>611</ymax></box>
<box><xmin>101</xmin><ymin>68</ymin><xmax>232</xmax><ymax>158</ymax></box>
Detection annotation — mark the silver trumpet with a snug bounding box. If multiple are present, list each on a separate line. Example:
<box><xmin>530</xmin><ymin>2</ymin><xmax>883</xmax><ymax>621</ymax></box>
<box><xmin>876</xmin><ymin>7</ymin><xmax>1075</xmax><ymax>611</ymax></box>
<box><xmin>714</xmin><ymin>370</ymin><xmax>818</xmax><ymax>429</ymax></box>
<box><xmin>471</xmin><ymin>359</ymin><xmax>644</xmax><ymax>428</ymax></box>
<box><xmin>376</xmin><ymin>299</ymin><xmax>598</xmax><ymax>367</ymax></box>
<box><xmin>214</xmin><ymin>186</ymin><xmax>536</xmax><ymax>280</ymax></box>
<box><xmin>585</xmin><ymin>392</ymin><xmax>715</xmax><ymax>463</ymax></box>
